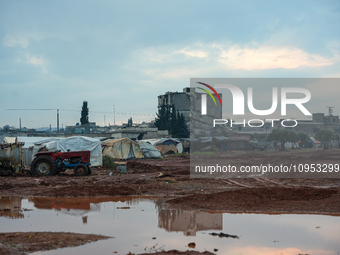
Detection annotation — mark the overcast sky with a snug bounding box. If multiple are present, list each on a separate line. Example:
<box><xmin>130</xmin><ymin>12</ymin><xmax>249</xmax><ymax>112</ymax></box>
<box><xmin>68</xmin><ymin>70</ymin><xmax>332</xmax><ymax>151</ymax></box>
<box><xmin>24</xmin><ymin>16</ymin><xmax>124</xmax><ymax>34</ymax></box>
<box><xmin>1</xmin><ymin>0</ymin><xmax>339</xmax><ymax>128</ymax></box>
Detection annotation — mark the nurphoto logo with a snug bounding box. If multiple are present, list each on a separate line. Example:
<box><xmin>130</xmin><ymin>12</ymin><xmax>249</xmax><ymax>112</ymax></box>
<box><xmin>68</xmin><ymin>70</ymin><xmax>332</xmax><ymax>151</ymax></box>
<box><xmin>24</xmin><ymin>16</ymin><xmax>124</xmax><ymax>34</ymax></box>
<box><xmin>198</xmin><ymin>82</ymin><xmax>312</xmax><ymax>128</ymax></box>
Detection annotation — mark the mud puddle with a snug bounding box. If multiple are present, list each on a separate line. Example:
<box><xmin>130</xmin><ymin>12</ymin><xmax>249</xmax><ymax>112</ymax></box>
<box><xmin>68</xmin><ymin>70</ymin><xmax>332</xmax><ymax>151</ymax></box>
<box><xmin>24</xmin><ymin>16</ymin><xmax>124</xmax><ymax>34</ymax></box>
<box><xmin>0</xmin><ymin>196</ymin><xmax>339</xmax><ymax>255</ymax></box>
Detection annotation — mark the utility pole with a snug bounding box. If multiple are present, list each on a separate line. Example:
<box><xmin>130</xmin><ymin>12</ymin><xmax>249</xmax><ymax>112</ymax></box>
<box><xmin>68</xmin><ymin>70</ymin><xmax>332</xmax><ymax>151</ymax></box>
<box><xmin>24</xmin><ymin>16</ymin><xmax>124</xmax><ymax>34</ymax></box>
<box><xmin>57</xmin><ymin>109</ymin><xmax>59</xmax><ymax>133</ymax></box>
<box><xmin>113</xmin><ymin>104</ymin><xmax>115</xmax><ymax>126</ymax></box>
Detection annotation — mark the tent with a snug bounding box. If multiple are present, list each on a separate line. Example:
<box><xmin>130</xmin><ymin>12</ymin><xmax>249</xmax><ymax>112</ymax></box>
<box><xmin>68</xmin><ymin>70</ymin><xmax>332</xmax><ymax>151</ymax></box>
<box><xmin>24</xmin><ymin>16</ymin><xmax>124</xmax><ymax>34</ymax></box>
<box><xmin>56</xmin><ymin>136</ymin><xmax>102</xmax><ymax>166</ymax></box>
<box><xmin>141</xmin><ymin>138</ymin><xmax>183</xmax><ymax>155</ymax></box>
<box><xmin>33</xmin><ymin>136</ymin><xmax>102</xmax><ymax>166</ymax></box>
<box><xmin>151</xmin><ymin>138</ymin><xmax>183</xmax><ymax>155</ymax></box>
<box><xmin>2</xmin><ymin>137</ymin><xmax>17</xmax><ymax>143</ymax></box>
<box><xmin>138</xmin><ymin>141</ymin><xmax>163</xmax><ymax>159</ymax></box>
<box><xmin>102</xmin><ymin>138</ymin><xmax>144</xmax><ymax>160</ymax></box>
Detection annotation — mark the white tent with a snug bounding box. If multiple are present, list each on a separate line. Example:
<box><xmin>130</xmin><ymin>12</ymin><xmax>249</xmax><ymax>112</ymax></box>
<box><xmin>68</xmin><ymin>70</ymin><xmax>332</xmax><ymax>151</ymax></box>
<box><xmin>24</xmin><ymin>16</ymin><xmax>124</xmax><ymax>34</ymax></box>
<box><xmin>138</xmin><ymin>141</ymin><xmax>163</xmax><ymax>159</ymax></box>
<box><xmin>142</xmin><ymin>138</ymin><xmax>183</xmax><ymax>154</ymax></box>
<box><xmin>56</xmin><ymin>136</ymin><xmax>102</xmax><ymax>166</ymax></box>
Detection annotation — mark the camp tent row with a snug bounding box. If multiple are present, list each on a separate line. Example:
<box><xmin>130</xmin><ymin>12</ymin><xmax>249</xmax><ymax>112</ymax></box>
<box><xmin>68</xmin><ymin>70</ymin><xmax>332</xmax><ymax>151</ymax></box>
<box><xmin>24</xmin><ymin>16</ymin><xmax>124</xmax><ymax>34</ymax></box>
<box><xmin>101</xmin><ymin>137</ymin><xmax>187</xmax><ymax>160</ymax></box>
<box><xmin>1</xmin><ymin>136</ymin><xmax>187</xmax><ymax>167</ymax></box>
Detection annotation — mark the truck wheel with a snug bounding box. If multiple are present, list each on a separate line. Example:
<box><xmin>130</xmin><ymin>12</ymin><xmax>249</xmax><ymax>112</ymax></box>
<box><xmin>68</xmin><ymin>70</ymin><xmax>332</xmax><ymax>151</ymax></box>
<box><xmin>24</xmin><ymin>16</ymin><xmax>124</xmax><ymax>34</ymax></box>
<box><xmin>87</xmin><ymin>167</ymin><xmax>92</xmax><ymax>175</ymax></box>
<box><xmin>31</xmin><ymin>155</ymin><xmax>57</xmax><ymax>176</ymax></box>
<box><xmin>74</xmin><ymin>164</ymin><xmax>88</xmax><ymax>176</ymax></box>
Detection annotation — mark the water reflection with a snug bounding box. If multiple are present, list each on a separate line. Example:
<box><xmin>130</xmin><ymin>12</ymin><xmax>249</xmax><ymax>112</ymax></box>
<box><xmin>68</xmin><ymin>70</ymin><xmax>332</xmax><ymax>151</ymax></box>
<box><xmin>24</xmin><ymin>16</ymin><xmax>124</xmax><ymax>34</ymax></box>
<box><xmin>29</xmin><ymin>197</ymin><xmax>100</xmax><ymax>221</ymax></box>
<box><xmin>0</xmin><ymin>196</ymin><xmax>339</xmax><ymax>255</ymax></box>
<box><xmin>0</xmin><ymin>196</ymin><xmax>24</xmax><ymax>219</ymax></box>
<box><xmin>27</xmin><ymin>196</ymin><xmax>151</xmax><ymax>225</ymax></box>
<box><xmin>158</xmin><ymin>210</ymin><xmax>222</xmax><ymax>236</ymax></box>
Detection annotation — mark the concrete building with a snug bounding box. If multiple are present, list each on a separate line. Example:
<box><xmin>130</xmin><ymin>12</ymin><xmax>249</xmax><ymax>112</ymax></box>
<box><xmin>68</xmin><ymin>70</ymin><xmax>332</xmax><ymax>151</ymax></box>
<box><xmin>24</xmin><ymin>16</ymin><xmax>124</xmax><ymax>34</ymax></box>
<box><xmin>158</xmin><ymin>87</ymin><xmax>223</xmax><ymax>138</ymax></box>
<box><xmin>158</xmin><ymin>88</ymin><xmax>191</xmax><ymax>123</ymax></box>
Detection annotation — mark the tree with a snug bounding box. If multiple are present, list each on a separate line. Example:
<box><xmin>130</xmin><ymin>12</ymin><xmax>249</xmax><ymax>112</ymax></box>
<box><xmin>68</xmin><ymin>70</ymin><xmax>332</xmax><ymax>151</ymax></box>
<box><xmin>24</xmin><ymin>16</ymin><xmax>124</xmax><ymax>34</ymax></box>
<box><xmin>154</xmin><ymin>104</ymin><xmax>170</xmax><ymax>130</ymax></box>
<box><xmin>169</xmin><ymin>105</ymin><xmax>177</xmax><ymax>134</ymax></box>
<box><xmin>315</xmin><ymin>129</ymin><xmax>335</xmax><ymax>149</ymax></box>
<box><xmin>155</xmin><ymin>104</ymin><xmax>189</xmax><ymax>138</ymax></box>
<box><xmin>267</xmin><ymin>128</ymin><xmax>295</xmax><ymax>150</ymax></box>
<box><xmin>3</xmin><ymin>125</ymin><xmax>10</xmax><ymax>132</ymax></box>
<box><xmin>80</xmin><ymin>101</ymin><xmax>89</xmax><ymax>125</ymax></box>
<box><xmin>334</xmin><ymin>133</ymin><xmax>340</xmax><ymax>148</ymax></box>
<box><xmin>287</xmin><ymin>130</ymin><xmax>299</xmax><ymax>149</ymax></box>
<box><xmin>297</xmin><ymin>132</ymin><xmax>309</xmax><ymax>148</ymax></box>
<box><xmin>171</xmin><ymin>112</ymin><xmax>189</xmax><ymax>138</ymax></box>
<box><xmin>127</xmin><ymin>117</ymin><xmax>133</xmax><ymax>127</ymax></box>
<box><xmin>249</xmin><ymin>133</ymin><xmax>267</xmax><ymax>140</ymax></box>
<box><xmin>297</xmin><ymin>132</ymin><xmax>309</xmax><ymax>143</ymax></box>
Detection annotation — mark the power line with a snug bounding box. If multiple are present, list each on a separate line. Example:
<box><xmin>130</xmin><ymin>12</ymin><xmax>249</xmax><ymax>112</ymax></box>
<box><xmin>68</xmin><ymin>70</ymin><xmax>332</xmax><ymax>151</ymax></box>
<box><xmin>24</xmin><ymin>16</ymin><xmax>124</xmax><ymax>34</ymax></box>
<box><xmin>6</xmin><ymin>109</ymin><xmax>55</xmax><ymax>111</ymax></box>
<box><xmin>6</xmin><ymin>108</ymin><xmax>155</xmax><ymax>116</ymax></box>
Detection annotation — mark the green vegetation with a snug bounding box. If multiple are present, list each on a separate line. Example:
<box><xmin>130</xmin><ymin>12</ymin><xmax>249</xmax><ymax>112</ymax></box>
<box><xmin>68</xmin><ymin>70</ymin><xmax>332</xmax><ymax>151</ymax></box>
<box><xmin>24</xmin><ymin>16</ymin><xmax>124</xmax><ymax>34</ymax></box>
<box><xmin>267</xmin><ymin>128</ymin><xmax>310</xmax><ymax>150</ymax></box>
<box><xmin>80</xmin><ymin>101</ymin><xmax>89</xmax><ymax>125</ymax></box>
<box><xmin>315</xmin><ymin>129</ymin><xmax>335</xmax><ymax>149</ymax></box>
<box><xmin>102</xmin><ymin>155</ymin><xmax>116</xmax><ymax>169</ymax></box>
<box><xmin>249</xmin><ymin>133</ymin><xmax>267</xmax><ymax>140</ymax></box>
<box><xmin>154</xmin><ymin>104</ymin><xmax>189</xmax><ymax>138</ymax></box>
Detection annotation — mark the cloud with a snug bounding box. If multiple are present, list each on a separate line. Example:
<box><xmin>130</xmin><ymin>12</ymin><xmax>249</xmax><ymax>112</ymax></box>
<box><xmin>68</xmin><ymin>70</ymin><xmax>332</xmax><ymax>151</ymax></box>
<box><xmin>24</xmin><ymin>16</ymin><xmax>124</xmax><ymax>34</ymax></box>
<box><xmin>176</xmin><ymin>48</ymin><xmax>208</xmax><ymax>58</ymax></box>
<box><xmin>25</xmin><ymin>54</ymin><xmax>44</xmax><ymax>65</ymax></box>
<box><xmin>144</xmin><ymin>66</ymin><xmax>213</xmax><ymax>79</ymax></box>
<box><xmin>135</xmin><ymin>43</ymin><xmax>339</xmax><ymax>81</ymax></box>
<box><xmin>217</xmin><ymin>45</ymin><xmax>337</xmax><ymax>70</ymax></box>
<box><xmin>4</xmin><ymin>31</ymin><xmax>75</xmax><ymax>49</ymax></box>
<box><xmin>4</xmin><ymin>34</ymin><xmax>29</xmax><ymax>48</ymax></box>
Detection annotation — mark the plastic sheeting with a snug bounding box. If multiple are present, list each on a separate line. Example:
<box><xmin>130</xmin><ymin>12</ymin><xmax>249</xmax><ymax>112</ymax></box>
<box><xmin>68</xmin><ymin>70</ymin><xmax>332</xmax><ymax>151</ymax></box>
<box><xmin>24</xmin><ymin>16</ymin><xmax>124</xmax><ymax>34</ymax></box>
<box><xmin>102</xmin><ymin>138</ymin><xmax>144</xmax><ymax>160</ymax></box>
<box><xmin>56</xmin><ymin>136</ymin><xmax>102</xmax><ymax>166</ymax></box>
<box><xmin>142</xmin><ymin>138</ymin><xmax>183</xmax><ymax>154</ymax></box>
<box><xmin>138</xmin><ymin>141</ymin><xmax>163</xmax><ymax>159</ymax></box>
<box><xmin>3</xmin><ymin>136</ymin><xmax>102</xmax><ymax>167</ymax></box>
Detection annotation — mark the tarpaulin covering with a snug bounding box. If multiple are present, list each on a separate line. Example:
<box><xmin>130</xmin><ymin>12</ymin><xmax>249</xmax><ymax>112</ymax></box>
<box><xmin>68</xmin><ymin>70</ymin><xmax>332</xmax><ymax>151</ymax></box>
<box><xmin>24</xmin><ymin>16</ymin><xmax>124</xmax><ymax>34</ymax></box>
<box><xmin>138</xmin><ymin>141</ymin><xmax>163</xmax><ymax>159</ymax></box>
<box><xmin>56</xmin><ymin>136</ymin><xmax>102</xmax><ymax>166</ymax></box>
<box><xmin>142</xmin><ymin>138</ymin><xmax>183</xmax><ymax>154</ymax></box>
<box><xmin>102</xmin><ymin>138</ymin><xmax>144</xmax><ymax>160</ymax></box>
<box><xmin>3</xmin><ymin>136</ymin><xmax>102</xmax><ymax>167</ymax></box>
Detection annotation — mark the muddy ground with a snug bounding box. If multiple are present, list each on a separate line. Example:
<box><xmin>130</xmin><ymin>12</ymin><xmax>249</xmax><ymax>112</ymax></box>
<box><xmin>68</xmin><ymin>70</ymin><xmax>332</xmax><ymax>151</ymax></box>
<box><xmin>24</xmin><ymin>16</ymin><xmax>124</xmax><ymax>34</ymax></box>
<box><xmin>1</xmin><ymin>148</ymin><xmax>340</xmax><ymax>254</ymax></box>
<box><xmin>0</xmin><ymin>232</ymin><xmax>111</xmax><ymax>255</ymax></box>
<box><xmin>129</xmin><ymin>251</ymin><xmax>215</xmax><ymax>255</ymax></box>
